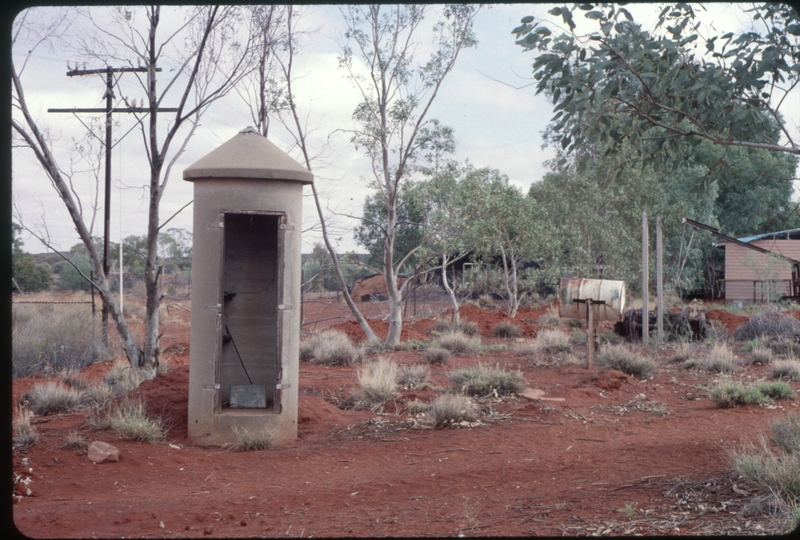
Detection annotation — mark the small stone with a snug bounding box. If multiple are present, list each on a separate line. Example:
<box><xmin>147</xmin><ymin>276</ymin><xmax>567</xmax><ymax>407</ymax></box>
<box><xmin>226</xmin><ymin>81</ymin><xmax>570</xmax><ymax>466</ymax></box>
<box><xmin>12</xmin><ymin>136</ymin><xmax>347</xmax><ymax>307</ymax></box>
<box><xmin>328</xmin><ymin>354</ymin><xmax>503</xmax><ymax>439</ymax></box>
<box><xmin>88</xmin><ymin>441</ymin><xmax>120</xmax><ymax>463</ymax></box>
<box><xmin>159</xmin><ymin>521</ymin><xmax>165</xmax><ymax>529</ymax></box>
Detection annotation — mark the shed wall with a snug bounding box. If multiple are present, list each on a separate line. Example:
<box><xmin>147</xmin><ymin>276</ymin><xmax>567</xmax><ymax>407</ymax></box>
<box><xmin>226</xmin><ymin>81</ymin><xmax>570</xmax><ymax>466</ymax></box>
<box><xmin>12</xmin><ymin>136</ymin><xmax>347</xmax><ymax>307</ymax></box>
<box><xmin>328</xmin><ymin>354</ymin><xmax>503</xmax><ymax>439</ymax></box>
<box><xmin>724</xmin><ymin>240</ymin><xmax>800</xmax><ymax>301</ymax></box>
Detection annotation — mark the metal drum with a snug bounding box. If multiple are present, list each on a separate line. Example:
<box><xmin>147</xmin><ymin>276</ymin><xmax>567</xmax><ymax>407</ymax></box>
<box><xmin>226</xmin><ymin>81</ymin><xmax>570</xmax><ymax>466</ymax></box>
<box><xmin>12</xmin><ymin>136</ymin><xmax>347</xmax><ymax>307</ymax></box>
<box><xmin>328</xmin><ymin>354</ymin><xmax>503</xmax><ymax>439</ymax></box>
<box><xmin>558</xmin><ymin>278</ymin><xmax>626</xmax><ymax>322</ymax></box>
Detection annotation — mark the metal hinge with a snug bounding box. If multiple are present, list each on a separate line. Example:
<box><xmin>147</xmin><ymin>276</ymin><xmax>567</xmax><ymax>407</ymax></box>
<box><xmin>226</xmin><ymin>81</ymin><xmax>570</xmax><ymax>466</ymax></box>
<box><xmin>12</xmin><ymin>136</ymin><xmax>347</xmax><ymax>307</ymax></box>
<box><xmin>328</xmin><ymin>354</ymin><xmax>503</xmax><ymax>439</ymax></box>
<box><xmin>205</xmin><ymin>303</ymin><xmax>222</xmax><ymax>309</ymax></box>
<box><xmin>279</xmin><ymin>224</ymin><xmax>294</xmax><ymax>230</ymax></box>
<box><xmin>276</xmin><ymin>383</ymin><xmax>291</xmax><ymax>390</ymax></box>
<box><xmin>278</xmin><ymin>304</ymin><xmax>292</xmax><ymax>310</ymax></box>
<box><xmin>203</xmin><ymin>383</ymin><xmax>220</xmax><ymax>390</ymax></box>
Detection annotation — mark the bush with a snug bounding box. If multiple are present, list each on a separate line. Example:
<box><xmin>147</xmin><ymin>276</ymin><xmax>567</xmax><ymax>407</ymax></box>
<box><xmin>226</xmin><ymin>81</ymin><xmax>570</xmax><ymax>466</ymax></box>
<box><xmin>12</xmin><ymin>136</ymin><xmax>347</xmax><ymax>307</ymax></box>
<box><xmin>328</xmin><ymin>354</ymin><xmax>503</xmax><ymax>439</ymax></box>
<box><xmin>733</xmin><ymin>443</ymin><xmax>800</xmax><ymax>512</ymax></box>
<box><xmin>538</xmin><ymin>307</ymin><xmax>561</xmax><ymax>326</ymax></box>
<box><xmin>570</xmin><ymin>331</ymin><xmax>587</xmax><ymax>346</ymax></box>
<box><xmin>300</xmin><ymin>330</ymin><xmax>361</xmax><ymax>366</ymax></box>
<box><xmin>708</xmin><ymin>381</ymin><xmax>767</xmax><ymax>408</ymax></box>
<box><xmin>512</xmin><ymin>340</ymin><xmax>539</xmax><ymax>356</ymax></box>
<box><xmin>534</xmin><ymin>329</ymin><xmax>572</xmax><ymax>353</ymax></box>
<box><xmin>360</xmin><ymin>338</ymin><xmax>385</xmax><ymax>356</ymax></box>
<box><xmin>492</xmin><ymin>322</ymin><xmax>521</xmax><ymax>338</ymax></box>
<box><xmin>429</xmin><ymin>394</ymin><xmax>477</xmax><ymax>427</ymax></box>
<box><xmin>431</xmin><ymin>318</ymin><xmax>479</xmax><ymax>337</ymax></box>
<box><xmin>596</xmin><ymin>345</ymin><xmax>654</xmax><ymax>378</ymax></box>
<box><xmin>353</xmin><ymin>357</ymin><xmax>398</xmax><ymax>409</ymax></box>
<box><xmin>23</xmin><ymin>381</ymin><xmax>82</xmax><ymax>415</ymax></box>
<box><xmin>13</xmin><ymin>406</ymin><xmax>38</xmax><ymax>448</ymax></box>
<box><xmin>477</xmin><ymin>294</ymin><xmax>495</xmax><ymax>310</ymax></box>
<box><xmin>229</xmin><ymin>425</ymin><xmax>277</xmax><ymax>451</ymax></box>
<box><xmin>756</xmin><ymin>380</ymin><xmax>794</xmax><ymax>400</ymax></box>
<box><xmin>771</xmin><ymin>360</ymin><xmax>800</xmax><ymax>381</ymax></box>
<box><xmin>405</xmin><ymin>398</ymin><xmax>430</xmax><ymax>415</ymax></box>
<box><xmin>12</xmin><ymin>303</ymin><xmax>104</xmax><ymax>378</ymax></box>
<box><xmin>701</xmin><ymin>343</ymin><xmax>738</xmax><ymax>373</ymax></box>
<box><xmin>771</xmin><ymin>413</ymin><xmax>800</xmax><ymax>455</ymax></box>
<box><xmin>751</xmin><ymin>344</ymin><xmax>774</xmax><ymax>365</ymax></box>
<box><xmin>397</xmin><ymin>364</ymin><xmax>430</xmax><ymax>389</ymax></box>
<box><xmin>667</xmin><ymin>342</ymin><xmax>692</xmax><ymax>363</ymax></box>
<box><xmin>734</xmin><ymin>311</ymin><xmax>800</xmax><ymax>341</ymax></box>
<box><xmin>765</xmin><ymin>336</ymin><xmax>800</xmax><ymax>359</ymax></box>
<box><xmin>100</xmin><ymin>396</ymin><xmax>165</xmax><ymax>442</ymax></box>
<box><xmin>423</xmin><ymin>347</ymin><xmax>452</xmax><ymax>365</ymax></box>
<box><xmin>448</xmin><ymin>364</ymin><xmax>525</xmax><ymax>397</ymax></box>
<box><xmin>436</xmin><ymin>331</ymin><xmax>481</xmax><ymax>354</ymax></box>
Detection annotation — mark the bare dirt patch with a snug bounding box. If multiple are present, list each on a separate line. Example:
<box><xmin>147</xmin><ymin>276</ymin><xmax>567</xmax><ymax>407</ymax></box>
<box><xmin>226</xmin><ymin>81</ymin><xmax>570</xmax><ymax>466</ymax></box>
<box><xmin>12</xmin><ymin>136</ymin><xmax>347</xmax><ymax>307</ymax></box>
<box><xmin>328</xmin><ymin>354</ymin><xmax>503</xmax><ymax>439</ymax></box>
<box><xmin>11</xmin><ymin>295</ymin><xmax>800</xmax><ymax>537</ymax></box>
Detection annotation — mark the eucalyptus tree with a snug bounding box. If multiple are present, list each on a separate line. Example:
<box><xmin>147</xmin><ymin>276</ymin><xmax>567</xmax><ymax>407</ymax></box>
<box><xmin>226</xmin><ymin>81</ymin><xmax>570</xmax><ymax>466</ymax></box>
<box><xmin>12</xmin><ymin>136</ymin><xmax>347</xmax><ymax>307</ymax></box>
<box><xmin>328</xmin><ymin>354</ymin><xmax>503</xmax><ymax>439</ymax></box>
<box><xmin>339</xmin><ymin>4</ymin><xmax>480</xmax><ymax>346</ymax></box>
<box><xmin>12</xmin><ymin>6</ymin><xmax>253</xmax><ymax>369</ymax></box>
<box><xmin>512</xmin><ymin>3</ymin><xmax>800</xmax><ymax>170</ymax></box>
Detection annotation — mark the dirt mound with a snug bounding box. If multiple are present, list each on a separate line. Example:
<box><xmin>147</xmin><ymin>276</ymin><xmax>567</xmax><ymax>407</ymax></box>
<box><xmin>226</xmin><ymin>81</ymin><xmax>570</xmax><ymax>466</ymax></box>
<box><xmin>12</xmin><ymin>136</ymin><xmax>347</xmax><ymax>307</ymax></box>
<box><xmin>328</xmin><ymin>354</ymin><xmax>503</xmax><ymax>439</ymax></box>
<box><xmin>129</xmin><ymin>365</ymin><xmax>190</xmax><ymax>444</ymax></box>
<box><xmin>707</xmin><ymin>309</ymin><xmax>750</xmax><ymax>332</ymax></box>
<box><xmin>578</xmin><ymin>369</ymin><xmax>632</xmax><ymax>391</ymax></box>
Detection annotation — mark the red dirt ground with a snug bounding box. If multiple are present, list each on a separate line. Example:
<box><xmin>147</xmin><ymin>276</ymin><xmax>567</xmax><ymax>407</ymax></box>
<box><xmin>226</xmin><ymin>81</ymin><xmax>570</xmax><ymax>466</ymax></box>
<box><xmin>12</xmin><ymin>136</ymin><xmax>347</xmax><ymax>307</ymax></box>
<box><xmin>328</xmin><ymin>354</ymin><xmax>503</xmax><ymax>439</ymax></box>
<box><xmin>11</xmin><ymin>295</ymin><xmax>800</xmax><ymax>537</ymax></box>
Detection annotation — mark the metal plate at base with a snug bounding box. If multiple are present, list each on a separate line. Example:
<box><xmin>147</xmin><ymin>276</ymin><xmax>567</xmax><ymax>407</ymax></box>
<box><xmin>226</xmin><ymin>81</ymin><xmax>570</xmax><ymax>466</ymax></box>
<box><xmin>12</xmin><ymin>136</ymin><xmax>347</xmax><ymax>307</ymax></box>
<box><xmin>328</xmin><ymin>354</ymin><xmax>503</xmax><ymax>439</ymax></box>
<box><xmin>230</xmin><ymin>385</ymin><xmax>267</xmax><ymax>408</ymax></box>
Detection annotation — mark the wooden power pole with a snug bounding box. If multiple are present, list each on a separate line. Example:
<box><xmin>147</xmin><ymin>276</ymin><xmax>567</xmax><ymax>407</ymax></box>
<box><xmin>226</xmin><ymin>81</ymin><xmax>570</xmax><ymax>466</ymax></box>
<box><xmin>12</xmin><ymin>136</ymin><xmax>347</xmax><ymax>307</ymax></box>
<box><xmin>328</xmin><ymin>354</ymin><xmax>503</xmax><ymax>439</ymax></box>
<box><xmin>49</xmin><ymin>64</ymin><xmax>176</xmax><ymax>347</ymax></box>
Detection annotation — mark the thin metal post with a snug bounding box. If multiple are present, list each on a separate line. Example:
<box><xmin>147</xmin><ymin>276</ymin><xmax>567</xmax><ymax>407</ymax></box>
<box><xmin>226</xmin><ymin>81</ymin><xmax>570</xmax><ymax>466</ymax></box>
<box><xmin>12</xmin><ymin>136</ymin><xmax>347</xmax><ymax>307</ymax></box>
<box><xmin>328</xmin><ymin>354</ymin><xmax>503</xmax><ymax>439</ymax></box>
<box><xmin>102</xmin><ymin>66</ymin><xmax>112</xmax><ymax>348</ymax></box>
<box><xmin>642</xmin><ymin>212</ymin><xmax>649</xmax><ymax>345</ymax></box>
<box><xmin>657</xmin><ymin>216</ymin><xmax>663</xmax><ymax>344</ymax></box>
<box><xmin>586</xmin><ymin>298</ymin><xmax>594</xmax><ymax>369</ymax></box>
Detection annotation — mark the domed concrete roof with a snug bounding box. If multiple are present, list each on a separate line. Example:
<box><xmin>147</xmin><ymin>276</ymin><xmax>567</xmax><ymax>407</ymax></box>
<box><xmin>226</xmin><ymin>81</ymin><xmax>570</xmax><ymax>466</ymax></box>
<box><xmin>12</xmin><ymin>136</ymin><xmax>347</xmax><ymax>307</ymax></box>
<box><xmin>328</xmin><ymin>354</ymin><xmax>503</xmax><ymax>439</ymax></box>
<box><xmin>183</xmin><ymin>127</ymin><xmax>313</xmax><ymax>184</ymax></box>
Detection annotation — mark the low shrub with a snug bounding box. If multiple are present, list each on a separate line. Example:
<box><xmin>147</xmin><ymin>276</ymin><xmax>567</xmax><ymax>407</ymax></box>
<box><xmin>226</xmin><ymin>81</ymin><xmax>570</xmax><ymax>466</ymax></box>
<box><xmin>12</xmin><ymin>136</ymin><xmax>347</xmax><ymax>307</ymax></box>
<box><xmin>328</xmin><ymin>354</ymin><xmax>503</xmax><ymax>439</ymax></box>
<box><xmin>734</xmin><ymin>310</ymin><xmax>800</xmax><ymax>341</ymax></box>
<box><xmin>431</xmin><ymin>318</ymin><xmax>479</xmax><ymax>337</ymax></box>
<box><xmin>756</xmin><ymin>380</ymin><xmax>794</xmax><ymax>400</ymax></box>
<box><xmin>477</xmin><ymin>294</ymin><xmax>495</xmax><ymax>310</ymax></box>
<box><xmin>397</xmin><ymin>364</ymin><xmax>430</xmax><ymax>389</ymax></box>
<box><xmin>751</xmin><ymin>344</ymin><xmax>774</xmax><ymax>365</ymax></box>
<box><xmin>57</xmin><ymin>369</ymin><xmax>89</xmax><ymax>390</ymax></box>
<box><xmin>394</xmin><ymin>339</ymin><xmax>427</xmax><ymax>351</ymax></box>
<box><xmin>429</xmin><ymin>394</ymin><xmax>477</xmax><ymax>427</ymax></box>
<box><xmin>423</xmin><ymin>347</ymin><xmax>452</xmax><ymax>365</ymax></box>
<box><xmin>81</xmin><ymin>381</ymin><xmax>116</xmax><ymax>406</ymax></box>
<box><xmin>596</xmin><ymin>345</ymin><xmax>654</xmax><ymax>378</ymax></box>
<box><xmin>448</xmin><ymin>364</ymin><xmax>525</xmax><ymax>397</ymax></box>
<box><xmin>771</xmin><ymin>413</ymin><xmax>800</xmax><ymax>455</ymax></box>
<box><xmin>512</xmin><ymin>340</ymin><xmax>539</xmax><ymax>356</ymax></box>
<box><xmin>771</xmin><ymin>360</ymin><xmax>800</xmax><ymax>381</ymax></box>
<box><xmin>537</xmin><ymin>307</ymin><xmax>561</xmax><ymax>327</ymax></box>
<box><xmin>570</xmin><ymin>331</ymin><xmax>587</xmax><ymax>346</ymax></box>
<box><xmin>12</xmin><ymin>406</ymin><xmax>38</xmax><ymax>448</ymax></box>
<box><xmin>667</xmin><ymin>342</ymin><xmax>692</xmax><ymax>363</ymax></box>
<box><xmin>229</xmin><ymin>425</ymin><xmax>277</xmax><ymax>451</ymax></box>
<box><xmin>405</xmin><ymin>398</ymin><xmax>430</xmax><ymax>415</ymax></box>
<box><xmin>701</xmin><ymin>343</ymin><xmax>738</xmax><ymax>373</ymax></box>
<box><xmin>360</xmin><ymin>338</ymin><xmax>385</xmax><ymax>356</ymax></box>
<box><xmin>300</xmin><ymin>330</ymin><xmax>361</xmax><ymax>366</ymax></box>
<box><xmin>534</xmin><ymin>329</ymin><xmax>572</xmax><ymax>353</ymax></box>
<box><xmin>12</xmin><ymin>303</ymin><xmax>104</xmax><ymax>378</ymax></box>
<box><xmin>353</xmin><ymin>357</ymin><xmax>398</xmax><ymax>409</ymax></box>
<box><xmin>708</xmin><ymin>381</ymin><xmax>767</xmax><ymax>408</ymax></box>
<box><xmin>23</xmin><ymin>381</ymin><xmax>82</xmax><ymax>415</ymax></box>
<box><xmin>492</xmin><ymin>321</ymin><xmax>521</xmax><ymax>338</ymax></box>
<box><xmin>430</xmin><ymin>318</ymin><xmax>452</xmax><ymax>335</ymax></box>
<box><xmin>561</xmin><ymin>354</ymin><xmax>585</xmax><ymax>367</ymax></box>
<box><xmin>765</xmin><ymin>336</ymin><xmax>800</xmax><ymax>359</ymax></box>
<box><xmin>436</xmin><ymin>331</ymin><xmax>481</xmax><ymax>355</ymax></box>
<box><xmin>101</xmin><ymin>396</ymin><xmax>165</xmax><ymax>442</ymax></box>
<box><xmin>598</xmin><ymin>332</ymin><xmax>623</xmax><ymax>346</ymax></box>
<box><xmin>59</xmin><ymin>430</ymin><xmax>86</xmax><ymax>450</ymax></box>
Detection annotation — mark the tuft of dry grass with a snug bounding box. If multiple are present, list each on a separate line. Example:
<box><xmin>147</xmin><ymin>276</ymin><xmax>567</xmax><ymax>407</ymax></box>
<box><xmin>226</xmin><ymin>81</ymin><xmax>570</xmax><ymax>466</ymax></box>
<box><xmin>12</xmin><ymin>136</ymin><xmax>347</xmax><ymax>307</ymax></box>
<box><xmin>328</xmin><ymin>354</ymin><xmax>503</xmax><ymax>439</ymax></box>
<box><xmin>512</xmin><ymin>340</ymin><xmax>539</xmax><ymax>356</ymax></box>
<box><xmin>771</xmin><ymin>359</ymin><xmax>800</xmax><ymax>381</ymax></box>
<box><xmin>229</xmin><ymin>425</ymin><xmax>277</xmax><ymax>451</ymax></box>
<box><xmin>751</xmin><ymin>344</ymin><xmax>775</xmax><ymax>365</ymax></box>
<box><xmin>397</xmin><ymin>364</ymin><xmax>430</xmax><ymax>389</ymax></box>
<box><xmin>13</xmin><ymin>406</ymin><xmax>38</xmax><ymax>448</ymax></box>
<box><xmin>734</xmin><ymin>310</ymin><xmax>800</xmax><ymax>341</ymax></box>
<box><xmin>534</xmin><ymin>329</ymin><xmax>572</xmax><ymax>353</ymax></box>
<box><xmin>105</xmin><ymin>359</ymin><xmax>153</xmax><ymax>396</ymax></box>
<box><xmin>537</xmin><ymin>306</ymin><xmax>561</xmax><ymax>327</ymax></box>
<box><xmin>448</xmin><ymin>363</ymin><xmax>525</xmax><ymax>397</ymax></box>
<box><xmin>492</xmin><ymin>321</ymin><xmax>521</xmax><ymax>338</ymax></box>
<box><xmin>429</xmin><ymin>394</ymin><xmax>478</xmax><ymax>427</ymax></box>
<box><xmin>96</xmin><ymin>396</ymin><xmax>165</xmax><ymax>442</ymax></box>
<box><xmin>300</xmin><ymin>330</ymin><xmax>362</xmax><ymax>366</ymax></box>
<box><xmin>22</xmin><ymin>381</ymin><xmax>83</xmax><ymax>415</ymax></box>
<box><xmin>353</xmin><ymin>357</ymin><xmax>398</xmax><ymax>409</ymax></box>
<box><xmin>436</xmin><ymin>331</ymin><xmax>481</xmax><ymax>354</ymax></box>
<box><xmin>405</xmin><ymin>398</ymin><xmax>430</xmax><ymax>415</ymax></box>
<box><xmin>667</xmin><ymin>342</ymin><xmax>693</xmax><ymax>363</ymax></box>
<box><xmin>423</xmin><ymin>346</ymin><xmax>452</xmax><ymax>365</ymax></box>
<box><xmin>596</xmin><ymin>345</ymin><xmax>654</xmax><ymax>378</ymax></box>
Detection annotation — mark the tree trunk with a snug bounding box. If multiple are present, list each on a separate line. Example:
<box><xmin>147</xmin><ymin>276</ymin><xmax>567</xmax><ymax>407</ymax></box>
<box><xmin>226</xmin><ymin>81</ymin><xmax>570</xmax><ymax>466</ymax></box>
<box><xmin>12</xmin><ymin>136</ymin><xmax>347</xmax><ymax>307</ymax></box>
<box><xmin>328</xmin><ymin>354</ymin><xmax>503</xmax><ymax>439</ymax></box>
<box><xmin>384</xmin><ymin>194</ymin><xmax>403</xmax><ymax>347</ymax></box>
<box><xmin>441</xmin><ymin>252</ymin><xmax>460</xmax><ymax>325</ymax></box>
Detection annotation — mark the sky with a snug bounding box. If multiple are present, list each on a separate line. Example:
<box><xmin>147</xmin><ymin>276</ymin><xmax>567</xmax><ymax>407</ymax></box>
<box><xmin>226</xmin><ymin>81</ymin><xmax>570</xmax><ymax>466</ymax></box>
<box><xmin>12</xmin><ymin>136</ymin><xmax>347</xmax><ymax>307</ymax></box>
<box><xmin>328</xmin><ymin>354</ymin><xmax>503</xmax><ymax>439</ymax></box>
<box><xmin>11</xmin><ymin>3</ymin><xmax>800</xmax><ymax>259</ymax></box>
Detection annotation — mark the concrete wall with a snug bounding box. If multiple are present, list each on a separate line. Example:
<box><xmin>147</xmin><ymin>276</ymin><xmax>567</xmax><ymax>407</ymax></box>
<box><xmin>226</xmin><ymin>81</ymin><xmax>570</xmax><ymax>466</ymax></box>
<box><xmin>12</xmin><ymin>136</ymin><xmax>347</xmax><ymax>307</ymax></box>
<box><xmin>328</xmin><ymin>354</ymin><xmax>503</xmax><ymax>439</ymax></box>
<box><xmin>188</xmin><ymin>179</ymin><xmax>303</xmax><ymax>446</ymax></box>
<box><xmin>724</xmin><ymin>240</ymin><xmax>800</xmax><ymax>302</ymax></box>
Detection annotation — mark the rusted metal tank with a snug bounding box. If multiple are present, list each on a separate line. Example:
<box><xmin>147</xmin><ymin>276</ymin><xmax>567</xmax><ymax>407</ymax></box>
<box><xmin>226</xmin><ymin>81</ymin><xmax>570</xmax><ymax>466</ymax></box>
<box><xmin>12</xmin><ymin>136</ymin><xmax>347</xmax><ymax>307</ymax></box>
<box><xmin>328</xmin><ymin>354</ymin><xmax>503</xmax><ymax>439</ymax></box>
<box><xmin>558</xmin><ymin>278</ymin><xmax>626</xmax><ymax>322</ymax></box>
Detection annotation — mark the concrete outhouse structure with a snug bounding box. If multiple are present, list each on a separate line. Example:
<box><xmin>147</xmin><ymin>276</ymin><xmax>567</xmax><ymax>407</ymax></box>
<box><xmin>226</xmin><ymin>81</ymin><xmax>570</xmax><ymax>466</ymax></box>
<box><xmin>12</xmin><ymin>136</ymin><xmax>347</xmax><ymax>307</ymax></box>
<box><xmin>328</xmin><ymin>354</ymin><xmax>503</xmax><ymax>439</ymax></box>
<box><xmin>183</xmin><ymin>127</ymin><xmax>313</xmax><ymax>446</ymax></box>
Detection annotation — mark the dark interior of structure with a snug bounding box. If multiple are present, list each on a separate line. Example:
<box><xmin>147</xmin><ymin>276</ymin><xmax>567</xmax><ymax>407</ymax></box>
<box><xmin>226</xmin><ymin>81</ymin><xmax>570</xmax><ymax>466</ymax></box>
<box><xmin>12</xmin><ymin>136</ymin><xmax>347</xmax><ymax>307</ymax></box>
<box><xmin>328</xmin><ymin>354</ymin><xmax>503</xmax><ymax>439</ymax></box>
<box><xmin>219</xmin><ymin>212</ymin><xmax>281</xmax><ymax>411</ymax></box>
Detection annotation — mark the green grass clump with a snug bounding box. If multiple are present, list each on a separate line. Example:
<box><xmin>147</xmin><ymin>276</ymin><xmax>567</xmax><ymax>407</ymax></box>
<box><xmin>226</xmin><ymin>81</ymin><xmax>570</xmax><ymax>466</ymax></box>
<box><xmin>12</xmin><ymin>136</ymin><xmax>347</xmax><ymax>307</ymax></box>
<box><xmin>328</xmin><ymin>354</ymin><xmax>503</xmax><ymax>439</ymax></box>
<box><xmin>448</xmin><ymin>364</ymin><xmax>525</xmax><ymax>397</ymax></box>
<box><xmin>397</xmin><ymin>364</ymin><xmax>430</xmax><ymax>389</ymax></box>
<box><xmin>492</xmin><ymin>322</ymin><xmax>521</xmax><ymax>338</ymax></box>
<box><xmin>436</xmin><ymin>331</ymin><xmax>481</xmax><ymax>354</ymax></box>
<box><xmin>534</xmin><ymin>329</ymin><xmax>572</xmax><ymax>353</ymax></box>
<box><xmin>353</xmin><ymin>357</ymin><xmax>398</xmax><ymax>409</ymax></box>
<box><xmin>708</xmin><ymin>381</ymin><xmax>767</xmax><ymax>408</ymax></box>
<box><xmin>771</xmin><ymin>360</ymin><xmax>800</xmax><ymax>381</ymax></box>
<box><xmin>23</xmin><ymin>381</ymin><xmax>83</xmax><ymax>415</ymax></box>
<box><xmin>102</xmin><ymin>397</ymin><xmax>165</xmax><ymax>442</ymax></box>
<box><xmin>423</xmin><ymin>346</ymin><xmax>452</xmax><ymax>365</ymax></box>
<box><xmin>755</xmin><ymin>380</ymin><xmax>794</xmax><ymax>400</ymax></box>
<box><xmin>429</xmin><ymin>394</ymin><xmax>477</xmax><ymax>427</ymax></box>
<box><xmin>596</xmin><ymin>345</ymin><xmax>654</xmax><ymax>378</ymax></box>
<box><xmin>229</xmin><ymin>425</ymin><xmax>277</xmax><ymax>451</ymax></box>
<box><xmin>570</xmin><ymin>331</ymin><xmax>587</xmax><ymax>346</ymax></box>
<box><xmin>300</xmin><ymin>330</ymin><xmax>362</xmax><ymax>366</ymax></box>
